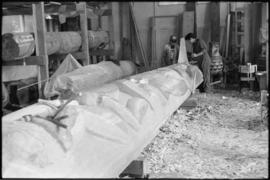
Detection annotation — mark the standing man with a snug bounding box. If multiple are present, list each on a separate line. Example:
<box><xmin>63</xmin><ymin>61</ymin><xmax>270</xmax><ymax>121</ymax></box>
<box><xmin>185</xmin><ymin>33</ymin><xmax>211</xmax><ymax>93</ymax></box>
<box><xmin>163</xmin><ymin>35</ymin><xmax>180</xmax><ymax>66</ymax></box>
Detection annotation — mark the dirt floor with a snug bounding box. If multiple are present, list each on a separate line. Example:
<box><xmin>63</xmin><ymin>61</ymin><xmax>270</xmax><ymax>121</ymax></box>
<box><xmin>141</xmin><ymin>88</ymin><xmax>268</xmax><ymax>178</ymax></box>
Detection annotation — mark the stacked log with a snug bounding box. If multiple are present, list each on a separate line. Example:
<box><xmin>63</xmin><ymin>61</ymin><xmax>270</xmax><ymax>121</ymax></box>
<box><xmin>2</xmin><ymin>31</ymin><xmax>109</xmax><ymax>61</ymax></box>
<box><xmin>57</xmin><ymin>32</ymin><xmax>82</xmax><ymax>54</ymax></box>
<box><xmin>88</xmin><ymin>30</ymin><xmax>109</xmax><ymax>49</ymax></box>
<box><xmin>2</xmin><ymin>33</ymin><xmax>35</xmax><ymax>61</ymax></box>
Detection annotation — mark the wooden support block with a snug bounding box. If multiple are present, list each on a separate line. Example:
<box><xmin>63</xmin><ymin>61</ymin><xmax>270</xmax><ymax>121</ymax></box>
<box><xmin>119</xmin><ymin>158</ymin><xmax>146</xmax><ymax>178</ymax></box>
<box><xmin>180</xmin><ymin>99</ymin><xmax>197</xmax><ymax>110</ymax></box>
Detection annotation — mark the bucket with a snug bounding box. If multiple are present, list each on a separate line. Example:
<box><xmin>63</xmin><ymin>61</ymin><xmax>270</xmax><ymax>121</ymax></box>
<box><xmin>256</xmin><ymin>71</ymin><xmax>267</xmax><ymax>90</ymax></box>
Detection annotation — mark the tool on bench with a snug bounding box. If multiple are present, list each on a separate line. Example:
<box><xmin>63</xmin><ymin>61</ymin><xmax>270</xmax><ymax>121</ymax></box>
<box><xmin>18</xmin><ymin>93</ymin><xmax>81</xmax><ymax>129</ymax></box>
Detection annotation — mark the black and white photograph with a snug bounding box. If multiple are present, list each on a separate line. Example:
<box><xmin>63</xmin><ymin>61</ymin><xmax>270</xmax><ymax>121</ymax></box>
<box><xmin>1</xmin><ymin>1</ymin><xmax>269</xmax><ymax>178</ymax></box>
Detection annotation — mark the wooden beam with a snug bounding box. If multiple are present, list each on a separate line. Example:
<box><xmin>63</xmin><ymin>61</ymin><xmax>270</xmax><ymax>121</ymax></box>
<box><xmin>76</xmin><ymin>2</ymin><xmax>90</xmax><ymax>65</ymax></box>
<box><xmin>32</xmin><ymin>2</ymin><xmax>49</xmax><ymax>99</ymax></box>
<box><xmin>129</xmin><ymin>3</ymin><xmax>149</xmax><ymax>70</ymax></box>
<box><xmin>2</xmin><ymin>56</ymin><xmax>46</xmax><ymax>66</ymax></box>
<box><xmin>3</xmin><ymin>4</ymin><xmax>103</xmax><ymax>18</ymax></box>
<box><xmin>89</xmin><ymin>49</ymin><xmax>114</xmax><ymax>56</ymax></box>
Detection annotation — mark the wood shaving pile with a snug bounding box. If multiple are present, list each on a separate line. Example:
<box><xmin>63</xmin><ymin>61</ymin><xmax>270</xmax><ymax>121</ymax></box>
<box><xmin>142</xmin><ymin>89</ymin><xmax>268</xmax><ymax>178</ymax></box>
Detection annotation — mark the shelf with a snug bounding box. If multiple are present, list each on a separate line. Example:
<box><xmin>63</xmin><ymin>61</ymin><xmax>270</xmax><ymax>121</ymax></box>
<box><xmin>89</xmin><ymin>49</ymin><xmax>114</xmax><ymax>56</ymax></box>
<box><xmin>3</xmin><ymin>3</ymin><xmax>112</xmax><ymax>17</ymax></box>
<box><xmin>2</xmin><ymin>56</ymin><xmax>46</xmax><ymax>66</ymax></box>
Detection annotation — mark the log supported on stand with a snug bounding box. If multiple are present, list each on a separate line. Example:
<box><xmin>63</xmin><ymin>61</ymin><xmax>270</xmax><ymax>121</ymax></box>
<box><xmin>2</xmin><ymin>63</ymin><xmax>203</xmax><ymax>178</ymax></box>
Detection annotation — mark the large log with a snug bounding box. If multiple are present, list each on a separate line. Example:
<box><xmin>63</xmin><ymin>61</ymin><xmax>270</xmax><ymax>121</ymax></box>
<box><xmin>2</xmin><ymin>63</ymin><xmax>203</xmax><ymax>178</ymax></box>
<box><xmin>2</xmin><ymin>33</ymin><xmax>35</xmax><ymax>61</ymax></box>
<box><xmin>51</xmin><ymin>60</ymin><xmax>136</xmax><ymax>97</ymax></box>
<box><xmin>2</xmin><ymin>31</ymin><xmax>109</xmax><ymax>61</ymax></box>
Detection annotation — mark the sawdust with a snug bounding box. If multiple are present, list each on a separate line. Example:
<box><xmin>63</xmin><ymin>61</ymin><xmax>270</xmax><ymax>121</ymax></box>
<box><xmin>142</xmin><ymin>89</ymin><xmax>268</xmax><ymax>178</ymax></box>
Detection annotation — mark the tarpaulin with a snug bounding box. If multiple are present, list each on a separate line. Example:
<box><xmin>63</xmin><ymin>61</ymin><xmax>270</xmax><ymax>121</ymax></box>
<box><xmin>43</xmin><ymin>54</ymin><xmax>82</xmax><ymax>98</ymax></box>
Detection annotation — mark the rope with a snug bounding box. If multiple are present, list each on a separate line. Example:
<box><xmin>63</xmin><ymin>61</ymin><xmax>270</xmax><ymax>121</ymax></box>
<box><xmin>17</xmin><ymin>77</ymin><xmax>52</xmax><ymax>91</ymax></box>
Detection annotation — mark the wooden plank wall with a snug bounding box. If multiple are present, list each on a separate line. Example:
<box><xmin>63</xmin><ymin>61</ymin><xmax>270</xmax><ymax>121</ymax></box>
<box><xmin>182</xmin><ymin>11</ymin><xmax>194</xmax><ymax>37</ymax></box>
<box><xmin>120</xmin><ymin>2</ymin><xmax>228</xmax><ymax>69</ymax></box>
<box><xmin>210</xmin><ymin>2</ymin><xmax>220</xmax><ymax>43</ymax></box>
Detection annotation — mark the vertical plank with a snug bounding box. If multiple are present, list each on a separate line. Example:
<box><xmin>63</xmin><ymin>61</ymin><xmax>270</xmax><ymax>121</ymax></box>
<box><xmin>129</xmin><ymin>3</ymin><xmax>149</xmax><ymax>70</ymax></box>
<box><xmin>225</xmin><ymin>14</ymin><xmax>231</xmax><ymax>58</ymax></box>
<box><xmin>76</xmin><ymin>2</ymin><xmax>90</xmax><ymax>65</ymax></box>
<box><xmin>252</xmin><ymin>3</ymin><xmax>262</xmax><ymax>62</ymax></box>
<box><xmin>109</xmin><ymin>2</ymin><xmax>121</xmax><ymax>59</ymax></box>
<box><xmin>266</xmin><ymin>2</ymin><xmax>269</xmax><ymax>88</ymax></box>
<box><xmin>186</xmin><ymin>2</ymin><xmax>196</xmax><ymax>35</ymax></box>
<box><xmin>151</xmin><ymin>2</ymin><xmax>156</xmax><ymax>69</ymax></box>
<box><xmin>210</xmin><ymin>2</ymin><xmax>220</xmax><ymax>42</ymax></box>
<box><xmin>244</xmin><ymin>4</ymin><xmax>252</xmax><ymax>64</ymax></box>
<box><xmin>32</xmin><ymin>2</ymin><xmax>49</xmax><ymax>99</ymax></box>
<box><xmin>121</xmin><ymin>3</ymin><xmax>132</xmax><ymax>60</ymax></box>
<box><xmin>121</xmin><ymin>3</ymin><xmax>130</xmax><ymax>39</ymax></box>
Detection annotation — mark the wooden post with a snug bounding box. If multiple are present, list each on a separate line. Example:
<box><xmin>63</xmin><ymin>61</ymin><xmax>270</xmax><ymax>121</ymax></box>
<box><xmin>109</xmin><ymin>2</ymin><xmax>121</xmax><ymax>59</ymax></box>
<box><xmin>129</xmin><ymin>3</ymin><xmax>149</xmax><ymax>70</ymax></box>
<box><xmin>244</xmin><ymin>4</ymin><xmax>252</xmax><ymax>64</ymax></box>
<box><xmin>266</xmin><ymin>2</ymin><xmax>269</xmax><ymax>88</ymax></box>
<box><xmin>32</xmin><ymin>2</ymin><xmax>49</xmax><ymax>99</ymax></box>
<box><xmin>151</xmin><ymin>2</ymin><xmax>156</xmax><ymax>69</ymax></box>
<box><xmin>76</xmin><ymin>2</ymin><xmax>90</xmax><ymax>65</ymax></box>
